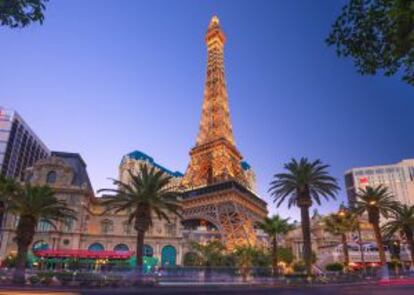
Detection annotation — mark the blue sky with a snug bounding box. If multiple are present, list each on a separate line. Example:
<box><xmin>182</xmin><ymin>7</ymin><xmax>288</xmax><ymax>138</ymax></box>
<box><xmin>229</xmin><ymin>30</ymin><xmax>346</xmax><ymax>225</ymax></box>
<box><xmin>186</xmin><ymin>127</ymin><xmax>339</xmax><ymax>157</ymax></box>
<box><xmin>1</xmin><ymin>0</ymin><xmax>412</xmax><ymax>220</ymax></box>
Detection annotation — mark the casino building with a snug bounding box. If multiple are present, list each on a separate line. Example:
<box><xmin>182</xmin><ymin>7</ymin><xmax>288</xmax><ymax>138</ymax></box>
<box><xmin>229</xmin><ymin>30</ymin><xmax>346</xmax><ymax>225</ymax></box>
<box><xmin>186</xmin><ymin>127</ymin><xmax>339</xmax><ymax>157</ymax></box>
<box><xmin>0</xmin><ymin>16</ymin><xmax>268</xmax><ymax>268</ymax></box>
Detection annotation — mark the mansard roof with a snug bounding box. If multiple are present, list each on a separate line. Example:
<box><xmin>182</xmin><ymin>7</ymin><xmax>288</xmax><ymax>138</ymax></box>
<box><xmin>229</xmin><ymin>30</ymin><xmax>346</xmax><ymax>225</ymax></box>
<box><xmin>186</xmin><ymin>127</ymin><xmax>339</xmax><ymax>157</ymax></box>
<box><xmin>51</xmin><ymin>151</ymin><xmax>93</xmax><ymax>192</ymax></box>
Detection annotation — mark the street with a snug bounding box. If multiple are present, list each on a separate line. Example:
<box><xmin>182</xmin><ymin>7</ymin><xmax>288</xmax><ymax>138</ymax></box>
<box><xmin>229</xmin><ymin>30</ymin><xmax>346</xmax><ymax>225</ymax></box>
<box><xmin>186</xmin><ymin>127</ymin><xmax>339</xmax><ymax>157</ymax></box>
<box><xmin>1</xmin><ymin>284</ymin><xmax>414</xmax><ymax>295</ymax></box>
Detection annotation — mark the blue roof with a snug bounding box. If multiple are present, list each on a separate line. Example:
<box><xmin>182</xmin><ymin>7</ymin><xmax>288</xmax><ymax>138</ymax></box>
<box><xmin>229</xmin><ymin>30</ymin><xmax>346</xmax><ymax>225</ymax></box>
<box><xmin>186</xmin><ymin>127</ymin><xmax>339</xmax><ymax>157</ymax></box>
<box><xmin>122</xmin><ymin>150</ymin><xmax>184</xmax><ymax>177</ymax></box>
<box><xmin>240</xmin><ymin>161</ymin><xmax>251</xmax><ymax>171</ymax></box>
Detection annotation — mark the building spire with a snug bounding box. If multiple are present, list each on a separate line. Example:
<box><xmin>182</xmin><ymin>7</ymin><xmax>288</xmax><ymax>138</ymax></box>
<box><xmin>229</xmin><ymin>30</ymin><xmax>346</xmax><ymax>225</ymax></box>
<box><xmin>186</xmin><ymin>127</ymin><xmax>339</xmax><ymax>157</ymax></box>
<box><xmin>196</xmin><ymin>15</ymin><xmax>235</xmax><ymax>146</ymax></box>
<box><xmin>209</xmin><ymin>15</ymin><xmax>220</xmax><ymax>28</ymax></box>
<box><xmin>182</xmin><ymin>16</ymin><xmax>251</xmax><ymax>189</ymax></box>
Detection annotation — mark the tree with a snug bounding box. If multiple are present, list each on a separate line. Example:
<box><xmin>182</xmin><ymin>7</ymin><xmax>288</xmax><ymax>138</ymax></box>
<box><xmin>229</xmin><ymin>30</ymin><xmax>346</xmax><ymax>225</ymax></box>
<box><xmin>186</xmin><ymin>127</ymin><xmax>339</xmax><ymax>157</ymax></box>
<box><xmin>269</xmin><ymin>158</ymin><xmax>339</xmax><ymax>276</ymax></box>
<box><xmin>326</xmin><ymin>0</ymin><xmax>414</xmax><ymax>85</ymax></box>
<box><xmin>99</xmin><ymin>164</ymin><xmax>182</xmax><ymax>268</ymax></box>
<box><xmin>256</xmin><ymin>215</ymin><xmax>294</xmax><ymax>275</ymax></box>
<box><xmin>0</xmin><ymin>0</ymin><xmax>49</xmax><ymax>28</ymax></box>
<box><xmin>382</xmin><ymin>203</ymin><xmax>414</xmax><ymax>267</ymax></box>
<box><xmin>231</xmin><ymin>246</ymin><xmax>267</xmax><ymax>282</ymax></box>
<box><xmin>187</xmin><ymin>240</ymin><xmax>227</xmax><ymax>267</ymax></box>
<box><xmin>183</xmin><ymin>251</ymin><xmax>200</xmax><ymax>267</ymax></box>
<box><xmin>323</xmin><ymin>210</ymin><xmax>358</xmax><ymax>268</ymax></box>
<box><xmin>0</xmin><ymin>176</ymin><xmax>21</xmax><ymax>218</ymax></box>
<box><xmin>0</xmin><ymin>175</ymin><xmax>20</xmax><ymax>202</ymax></box>
<box><xmin>354</xmin><ymin>185</ymin><xmax>397</xmax><ymax>266</ymax></box>
<box><xmin>5</xmin><ymin>184</ymin><xmax>76</xmax><ymax>284</ymax></box>
<box><xmin>277</xmin><ymin>247</ymin><xmax>294</xmax><ymax>265</ymax></box>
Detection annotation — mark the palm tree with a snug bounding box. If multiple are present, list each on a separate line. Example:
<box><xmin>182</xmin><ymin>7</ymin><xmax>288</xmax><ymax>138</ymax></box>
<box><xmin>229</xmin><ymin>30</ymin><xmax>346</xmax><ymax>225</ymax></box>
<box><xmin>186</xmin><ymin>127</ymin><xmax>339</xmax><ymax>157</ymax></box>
<box><xmin>189</xmin><ymin>240</ymin><xmax>226</xmax><ymax>267</ymax></box>
<box><xmin>256</xmin><ymin>215</ymin><xmax>294</xmax><ymax>275</ymax></box>
<box><xmin>99</xmin><ymin>164</ymin><xmax>182</xmax><ymax>267</ymax></box>
<box><xmin>354</xmin><ymin>185</ymin><xmax>396</xmax><ymax>266</ymax></box>
<box><xmin>323</xmin><ymin>210</ymin><xmax>358</xmax><ymax>268</ymax></box>
<box><xmin>232</xmin><ymin>245</ymin><xmax>258</xmax><ymax>282</ymax></box>
<box><xmin>0</xmin><ymin>176</ymin><xmax>21</xmax><ymax>214</ymax></box>
<box><xmin>382</xmin><ymin>203</ymin><xmax>414</xmax><ymax>267</ymax></box>
<box><xmin>6</xmin><ymin>184</ymin><xmax>76</xmax><ymax>284</ymax></box>
<box><xmin>269</xmin><ymin>158</ymin><xmax>339</xmax><ymax>275</ymax></box>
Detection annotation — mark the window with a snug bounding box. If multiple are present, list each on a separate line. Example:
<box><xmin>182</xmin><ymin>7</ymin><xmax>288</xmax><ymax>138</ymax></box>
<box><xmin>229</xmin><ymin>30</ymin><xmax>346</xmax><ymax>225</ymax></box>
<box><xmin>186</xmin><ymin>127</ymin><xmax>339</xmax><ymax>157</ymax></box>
<box><xmin>101</xmin><ymin>219</ymin><xmax>114</xmax><ymax>234</ymax></box>
<box><xmin>385</xmin><ymin>168</ymin><xmax>395</xmax><ymax>173</ymax></box>
<box><xmin>165</xmin><ymin>223</ymin><xmax>176</xmax><ymax>237</ymax></box>
<box><xmin>71</xmin><ymin>174</ymin><xmax>77</xmax><ymax>185</ymax></box>
<box><xmin>143</xmin><ymin>244</ymin><xmax>153</xmax><ymax>257</ymax></box>
<box><xmin>88</xmin><ymin>243</ymin><xmax>104</xmax><ymax>251</ymax></box>
<box><xmin>123</xmin><ymin>221</ymin><xmax>132</xmax><ymax>234</ymax></box>
<box><xmin>32</xmin><ymin>240</ymin><xmax>49</xmax><ymax>252</ymax></box>
<box><xmin>0</xmin><ymin>142</ymin><xmax>7</xmax><ymax>153</ymax></box>
<box><xmin>37</xmin><ymin>219</ymin><xmax>52</xmax><ymax>232</ymax></box>
<box><xmin>62</xmin><ymin>218</ymin><xmax>75</xmax><ymax>232</ymax></box>
<box><xmin>114</xmin><ymin>244</ymin><xmax>129</xmax><ymax>252</ymax></box>
<box><xmin>14</xmin><ymin>216</ymin><xmax>20</xmax><ymax>228</ymax></box>
<box><xmin>46</xmin><ymin>171</ymin><xmax>57</xmax><ymax>184</ymax></box>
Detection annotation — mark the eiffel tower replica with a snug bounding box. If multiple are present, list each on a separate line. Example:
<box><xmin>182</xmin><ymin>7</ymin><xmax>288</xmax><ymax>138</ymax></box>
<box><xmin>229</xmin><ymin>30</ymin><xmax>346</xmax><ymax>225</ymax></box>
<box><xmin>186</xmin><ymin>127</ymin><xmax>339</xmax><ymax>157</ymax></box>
<box><xmin>181</xmin><ymin>16</ymin><xmax>268</xmax><ymax>249</ymax></box>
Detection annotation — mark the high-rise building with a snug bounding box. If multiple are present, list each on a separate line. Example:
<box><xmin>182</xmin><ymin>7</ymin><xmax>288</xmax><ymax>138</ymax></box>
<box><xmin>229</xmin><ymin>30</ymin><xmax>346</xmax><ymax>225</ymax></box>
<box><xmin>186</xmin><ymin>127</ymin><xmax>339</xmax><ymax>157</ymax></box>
<box><xmin>181</xmin><ymin>16</ymin><xmax>268</xmax><ymax>249</ymax></box>
<box><xmin>345</xmin><ymin>159</ymin><xmax>414</xmax><ymax>207</ymax></box>
<box><xmin>119</xmin><ymin>150</ymin><xmax>184</xmax><ymax>189</ymax></box>
<box><xmin>0</xmin><ymin>107</ymin><xmax>49</xmax><ymax>180</ymax></box>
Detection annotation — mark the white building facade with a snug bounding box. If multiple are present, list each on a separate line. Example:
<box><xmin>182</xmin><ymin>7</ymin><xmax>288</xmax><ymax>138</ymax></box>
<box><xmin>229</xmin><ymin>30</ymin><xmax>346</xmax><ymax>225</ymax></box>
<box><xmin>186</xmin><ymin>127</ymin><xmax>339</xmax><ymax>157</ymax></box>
<box><xmin>345</xmin><ymin>159</ymin><xmax>414</xmax><ymax>207</ymax></box>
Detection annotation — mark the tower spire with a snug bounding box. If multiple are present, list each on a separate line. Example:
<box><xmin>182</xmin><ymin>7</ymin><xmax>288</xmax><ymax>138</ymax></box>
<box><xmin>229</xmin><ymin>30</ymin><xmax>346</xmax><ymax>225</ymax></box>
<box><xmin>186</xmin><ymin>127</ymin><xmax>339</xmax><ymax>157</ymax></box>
<box><xmin>182</xmin><ymin>16</ymin><xmax>249</xmax><ymax>188</ymax></box>
<box><xmin>196</xmin><ymin>15</ymin><xmax>235</xmax><ymax>146</ymax></box>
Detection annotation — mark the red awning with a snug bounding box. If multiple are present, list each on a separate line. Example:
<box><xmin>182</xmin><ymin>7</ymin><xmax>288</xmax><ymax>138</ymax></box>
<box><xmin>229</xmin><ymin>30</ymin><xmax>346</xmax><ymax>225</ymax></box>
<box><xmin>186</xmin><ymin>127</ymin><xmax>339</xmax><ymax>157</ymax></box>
<box><xmin>34</xmin><ymin>249</ymin><xmax>133</xmax><ymax>259</ymax></box>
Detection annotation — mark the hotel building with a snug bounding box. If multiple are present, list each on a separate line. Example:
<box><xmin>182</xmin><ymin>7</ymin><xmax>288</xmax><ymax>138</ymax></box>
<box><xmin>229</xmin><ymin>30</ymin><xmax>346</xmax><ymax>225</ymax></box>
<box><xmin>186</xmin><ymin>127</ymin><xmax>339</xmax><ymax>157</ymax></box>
<box><xmin>0</xmin><ymin>107</ymin><xmax>49</xmax><ymax>181</ymax></box>
<box><xmin>345</xmin><ymin>159</ymin><xmax>414</xmax><ymax>207</ymax></box>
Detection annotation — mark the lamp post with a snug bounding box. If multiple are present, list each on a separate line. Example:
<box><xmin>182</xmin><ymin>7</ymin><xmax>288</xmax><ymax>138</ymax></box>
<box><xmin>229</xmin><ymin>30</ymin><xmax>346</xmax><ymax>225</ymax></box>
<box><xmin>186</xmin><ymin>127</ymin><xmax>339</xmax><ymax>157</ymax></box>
<box><xmin>356</xmin><ymin>220</ymin><xmax>367</xmax><ymax>275</ymax></box>
<box><xmin>337</xmin><ymin>205</ymin><xmax>349</xmax><ymax>271</ymax></box>
<box><xmin>337</xmin><ymin>205</ymin><xmax>367</xmax><ymax>275</ymax></box>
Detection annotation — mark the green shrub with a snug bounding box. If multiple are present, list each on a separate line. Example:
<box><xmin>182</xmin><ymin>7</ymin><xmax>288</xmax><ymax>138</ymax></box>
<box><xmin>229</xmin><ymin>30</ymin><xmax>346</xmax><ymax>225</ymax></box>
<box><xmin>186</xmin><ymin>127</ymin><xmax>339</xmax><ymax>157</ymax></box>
<box><xmin>292</xmin><ymin>261</ymin><xmax>306</xmax><ymax>273</ymax></box>
<box><xmin>325</xmin><ymin>262</ymin><xmax>344</xmax><ymax>272</ymax></box>
<box><xmin>277</xmin><ymin>247</ymin><xmax>294</xmax><ymax>265</ymax></box>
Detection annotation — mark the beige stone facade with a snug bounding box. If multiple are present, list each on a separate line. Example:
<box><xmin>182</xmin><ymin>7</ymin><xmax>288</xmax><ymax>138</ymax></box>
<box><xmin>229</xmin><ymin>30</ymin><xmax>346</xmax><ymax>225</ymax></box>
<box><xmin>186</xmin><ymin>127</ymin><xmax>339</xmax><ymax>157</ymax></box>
<box><xmin>0</xmin><ymin>152</ymin><xmax>188</xmax><ymax>266</ymax></box>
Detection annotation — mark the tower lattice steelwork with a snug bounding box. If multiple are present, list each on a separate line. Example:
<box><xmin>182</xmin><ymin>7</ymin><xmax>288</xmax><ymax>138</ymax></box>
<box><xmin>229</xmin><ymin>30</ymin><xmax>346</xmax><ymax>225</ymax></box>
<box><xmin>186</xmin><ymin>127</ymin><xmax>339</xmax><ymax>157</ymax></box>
<box><xmin>181</xmin><ymin>16</ymin><xmax>268</xmax><ymax>249</ymax></box>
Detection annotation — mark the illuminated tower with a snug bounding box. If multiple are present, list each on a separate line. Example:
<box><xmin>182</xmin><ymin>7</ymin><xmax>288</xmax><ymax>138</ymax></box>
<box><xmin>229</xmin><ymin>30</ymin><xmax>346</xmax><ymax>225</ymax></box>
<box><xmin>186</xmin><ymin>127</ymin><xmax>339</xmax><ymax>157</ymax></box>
<box><xmin>181</xmin><ymin>17</ymin><xmax>267</xmax><ymax>249</ymax></box>
<box><xmin>182</xmin><ymin>16</ymin><xmax>249</xmax><ymax>189</ymax></box>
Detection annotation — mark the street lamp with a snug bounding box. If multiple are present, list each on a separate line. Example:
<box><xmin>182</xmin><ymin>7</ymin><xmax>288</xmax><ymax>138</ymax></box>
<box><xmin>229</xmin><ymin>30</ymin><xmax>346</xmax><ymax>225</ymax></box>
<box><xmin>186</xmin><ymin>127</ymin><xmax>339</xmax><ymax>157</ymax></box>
<box><xmin>336</xmin><ymin>205</ymin><xmax>367</xmax><ymax>275</ymax></box>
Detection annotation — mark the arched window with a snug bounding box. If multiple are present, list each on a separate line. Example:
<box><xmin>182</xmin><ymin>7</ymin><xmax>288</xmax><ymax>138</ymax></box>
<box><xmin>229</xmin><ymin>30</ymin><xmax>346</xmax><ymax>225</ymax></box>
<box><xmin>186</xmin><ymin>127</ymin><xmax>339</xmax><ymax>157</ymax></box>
<box><xmin>101</xmin><ymin>219</ymin><xmax>114</xmax><ymax>234</ymax></box>
<box><xmin>88</xmin><ymin>243</ymin><xmax>104</xmax><ymax>251</ymax></box>
<box><xmin>37</xmin><ymin>219</ymin><xmax>52</xmax><ymax>232</ymax></box>
<box><xmin>161</xmin><ymin>245</ymin><xmax>176</xmax><ymax>266</ymax></box>
<box><xmin>46</xmin><ymin>171</ymin><xmax>57</xmax><ymax>184</ymax></box>
<box><xmin>32</xmin><ymin>240</ymin><xmax>49</xmax><ymax>252</ymax></box>
<box><xmin>143</xmin><ymin>244</ymin><xmax>153</xmax><ymax>257</ymax></box>
<box><xmin>114</xmin><ymin>244</ymin><xmax>129</xmax><ymax>252</ymax></box>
